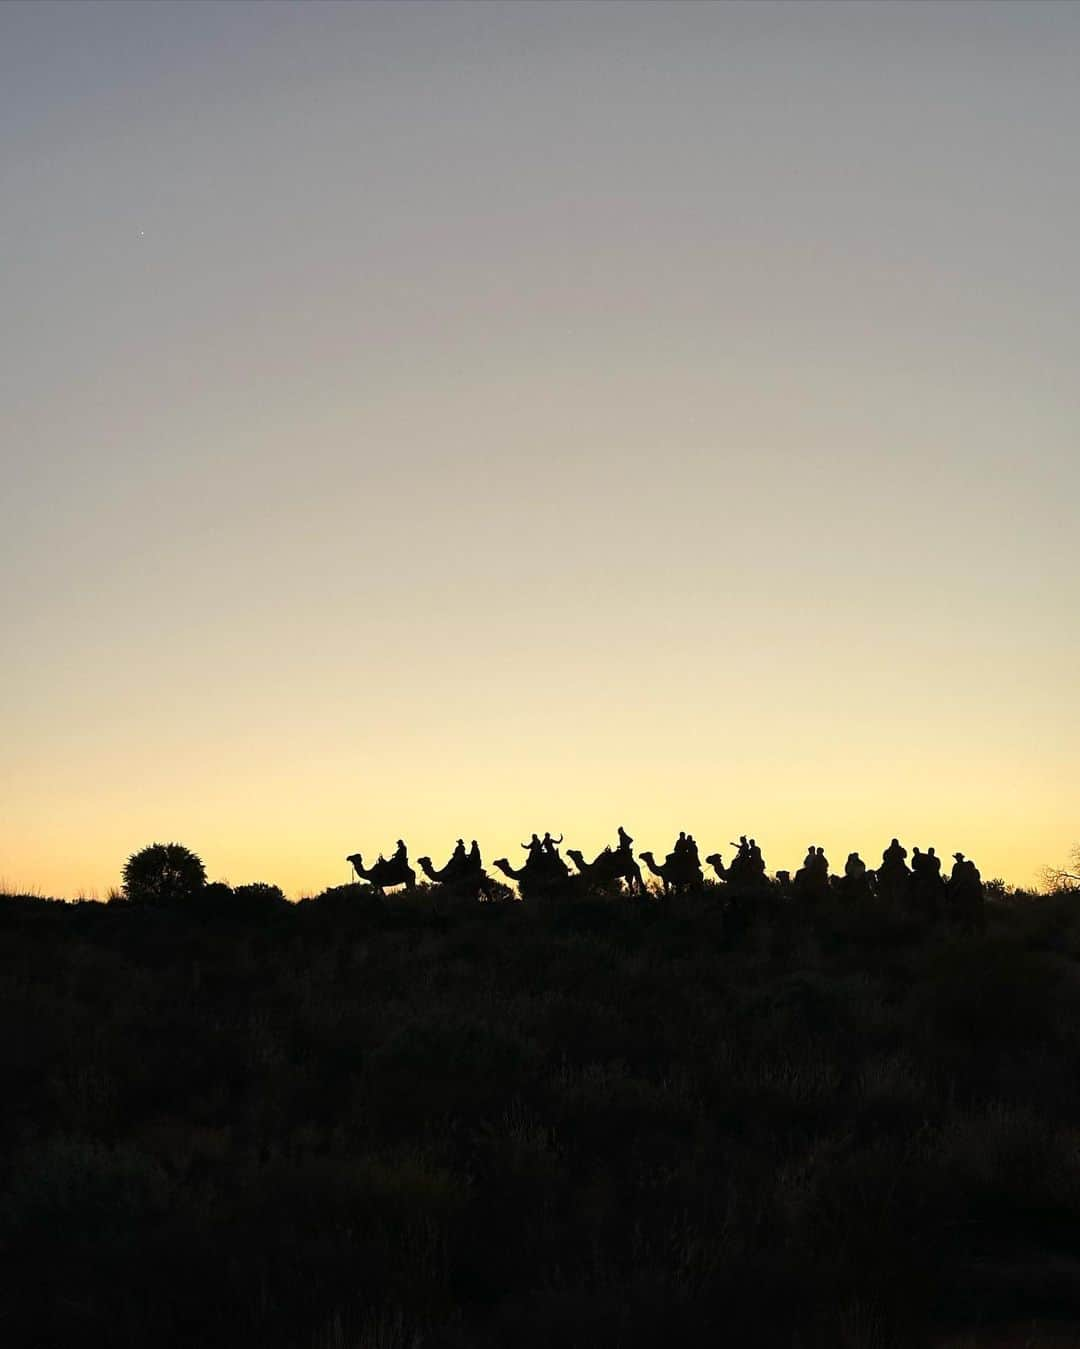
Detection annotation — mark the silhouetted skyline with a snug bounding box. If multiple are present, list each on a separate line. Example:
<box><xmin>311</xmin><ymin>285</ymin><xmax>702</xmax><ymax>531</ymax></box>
<box><xmin>2</xmin><ymin>1</ymin><xmax>1077</xmax><ymax>897</ymax></box>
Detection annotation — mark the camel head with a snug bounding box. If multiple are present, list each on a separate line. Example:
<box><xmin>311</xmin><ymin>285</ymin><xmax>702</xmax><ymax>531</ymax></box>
<box><xmin>566</xmin><ymin>848</ymin><xmax>585</xmax><ymax>866</ymax></box>
<box><xmin>638</xmin><ymin>851</ymin><xmax>668</xmax><ymax>879</ymax></box>
<box><xmin>346</xmin><ymin>853</ymin><xmax>363</xmax><ymax>874</ymax></box>
<box><xmin>705</xmin><ymin>853</ymin><xmax>725</xmax><ymax>874</ymax></box>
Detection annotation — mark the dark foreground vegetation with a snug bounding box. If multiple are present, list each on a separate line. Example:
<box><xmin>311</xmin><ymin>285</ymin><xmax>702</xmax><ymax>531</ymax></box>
<box><xmin>5</xmin><ymin>869</ymin><xmax>1080</xmax><ymax>1348</ymax></box>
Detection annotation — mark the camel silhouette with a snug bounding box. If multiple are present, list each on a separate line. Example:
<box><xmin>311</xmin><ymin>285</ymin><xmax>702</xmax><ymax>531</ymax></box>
<box><xmin>492</xmin><ymin>849</ymin><xmax>570</xmax><ymax>902</ymax></box>
<box><xmin>793</xmin><ymin>861</ymin><xmax>829</xmax><ymax>900</ymax></box>
<box><xmin>346</xmin><ymin>852</ymin><xmax>415</xmax><ymax>893</ymax></box>
<box><xmin>566</xmin><ymin>846</ymin><xmax>643</xmax><ymax>895</ymax></box>
<box><xmin>946</xmin><ymin>853</ymin><xmax>985</xmax><ymax>931</ymax></box>
<box><xmin>417</xmin><ymin>854</ymin><xmax>465</xmax><ymax>884</ymax></box>
<box><xmin>417</xmin><ymin>844</ymin><xmax>499</xmax><ymax>902</ymax></box>
<box><xmin>834</xmin><ymin>852</ymin><xmax>873</xmax><ymax>902</ymax></box>
<box><xmin>638</xmin><ymin>850</ymin><xmax>703</xmax><ymax>896</ymax></box>
<box><xmin>908</xmin><ymin>847</ymin><xmax>946</xmax><ymax>922</ymax></box>
<box><xmin>705</xmin><ymin>852</ymin><xmax>727</xmax><ymax>881</ymax></box>
<box><xmin>873</xmin><ymin>841</ymin><xmax>911</xmax><ymax>908</ymax></box>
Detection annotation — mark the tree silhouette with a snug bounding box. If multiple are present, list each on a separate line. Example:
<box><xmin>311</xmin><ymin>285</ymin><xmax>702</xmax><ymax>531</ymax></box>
<box><xmin>122</xmin><ymin>842</ymin><xmax>206</xmax><ymax>906</ymax></box>
<box><xmin>1043</xmin><ymin>843</ymin><xmax>1080</xmax><ymax>891</ymax></box>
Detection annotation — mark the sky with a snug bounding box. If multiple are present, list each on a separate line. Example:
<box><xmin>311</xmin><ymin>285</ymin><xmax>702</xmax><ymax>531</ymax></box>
<box><xmin>2</xmin><ymin>0</ymin><xmax>1077</xmax><ymax>898</ymax></box>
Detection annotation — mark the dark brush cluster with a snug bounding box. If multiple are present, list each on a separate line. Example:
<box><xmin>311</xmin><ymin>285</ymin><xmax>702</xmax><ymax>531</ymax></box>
<box><xmin>2</xmin><ymin>851</ymin><xmax>1079</xmax><ymax>1349</ymax></box>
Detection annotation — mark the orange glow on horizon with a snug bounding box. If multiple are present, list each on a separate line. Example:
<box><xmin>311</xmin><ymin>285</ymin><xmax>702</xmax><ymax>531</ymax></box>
<box><xmin>2</xmin><ymin>3</ymin><xmax>1076</xmax><ymax>899</ymax></box>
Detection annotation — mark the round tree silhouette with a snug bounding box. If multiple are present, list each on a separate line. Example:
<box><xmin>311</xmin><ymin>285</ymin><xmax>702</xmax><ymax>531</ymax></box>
<box><xmin>122</xmin><ymin>842</ymin><xmax>206</xmax><ymax>906</ymax></box>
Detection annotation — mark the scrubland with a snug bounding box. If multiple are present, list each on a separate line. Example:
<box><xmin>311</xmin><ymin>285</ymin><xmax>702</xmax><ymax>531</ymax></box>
<box><xmin>3</xmin><ymin>880</ymin><xmax>1080</xmax><ymax>1347</ymax></box>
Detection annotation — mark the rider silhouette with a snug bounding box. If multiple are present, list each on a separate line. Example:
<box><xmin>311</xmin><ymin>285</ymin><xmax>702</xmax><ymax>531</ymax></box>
<box><xmin>667</xmin><ymin>832</ymin><xmax>688</xmax><ymax>868</ymax></box>
<box><xmin>845</xmin><ymin>852</ymin><xmax>866</xmax><ymax>879</ymax></box>
<box><xmin>882</xmin><ymin>838</ymin><xmax>908</xmax><ymax>870</ymax></box>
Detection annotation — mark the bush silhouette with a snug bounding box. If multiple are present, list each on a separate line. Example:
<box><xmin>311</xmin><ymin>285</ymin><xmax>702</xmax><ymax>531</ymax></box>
<box><xmin>7</xmin><ymin>837</ymin><xmax>1078</xmax><ymax>1348</ymax></box>
<box><xmin>122</xmin><ymin>842</ymin><xmax>206</xmax><ymax>906</ymax></box>
<box><xmin>232</xmin><ymin>882</ymin><xmax>287</xmax><ymax>917</ymax></box>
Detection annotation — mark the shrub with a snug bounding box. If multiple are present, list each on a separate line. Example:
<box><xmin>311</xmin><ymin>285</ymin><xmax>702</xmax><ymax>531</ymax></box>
<box><xmin>211</xmin><ymin>881</ymin><xmax>288</xmax><ymax>919</ymax></box>
<box><xmin>0</xmin><ymin>1137</ymin><xmax>170</xmax><ymax>1253</ymax></box>
<box><xmin>122</xmin><ymin>842</ymin><xmax>207</xmax><ymax>907</ymax></box>
<box><xmin>233</xmin><ymin>882</ymin><xmax>286</xmax><ymax>909</ymax></box>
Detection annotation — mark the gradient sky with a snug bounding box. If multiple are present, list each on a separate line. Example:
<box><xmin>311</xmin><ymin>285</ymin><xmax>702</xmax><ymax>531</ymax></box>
<box><xmin>2</xmin><ymin>0</ymin><xmax>1077</xmax><ymax>898</ymax></box>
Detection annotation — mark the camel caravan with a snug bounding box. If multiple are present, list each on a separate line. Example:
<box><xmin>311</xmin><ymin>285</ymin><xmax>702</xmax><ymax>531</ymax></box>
<box><xmin>346</xmin><ymin>828</ymin><xmax>986</xmax><ymax>926</ymax></box>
